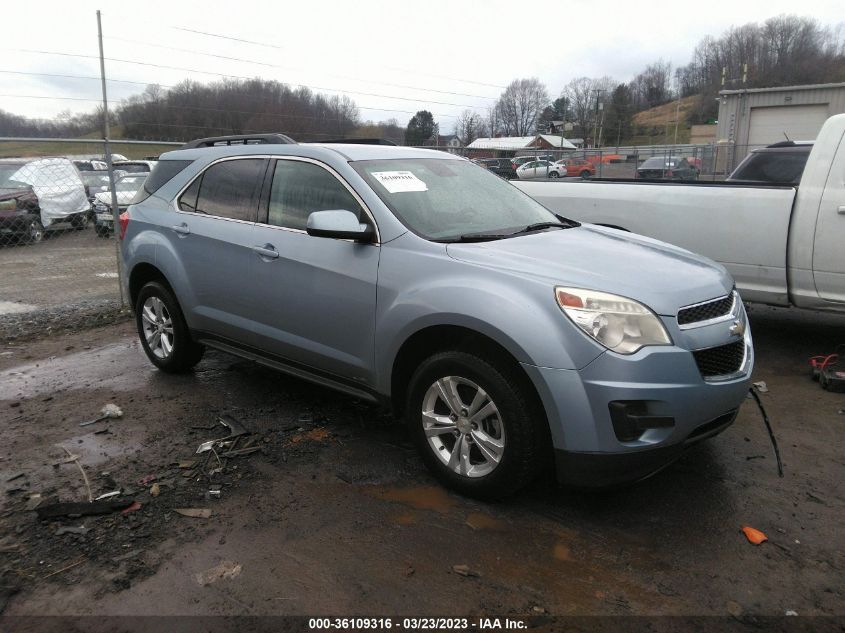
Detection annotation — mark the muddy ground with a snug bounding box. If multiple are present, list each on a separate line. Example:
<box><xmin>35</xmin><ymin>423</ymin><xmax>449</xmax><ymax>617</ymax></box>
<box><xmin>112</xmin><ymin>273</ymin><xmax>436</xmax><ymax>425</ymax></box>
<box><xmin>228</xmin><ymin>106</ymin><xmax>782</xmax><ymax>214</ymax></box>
<box><xmin>0</xmin><ymin>304</ymin><xmax>843</xmax><ymax>623</ymax></box>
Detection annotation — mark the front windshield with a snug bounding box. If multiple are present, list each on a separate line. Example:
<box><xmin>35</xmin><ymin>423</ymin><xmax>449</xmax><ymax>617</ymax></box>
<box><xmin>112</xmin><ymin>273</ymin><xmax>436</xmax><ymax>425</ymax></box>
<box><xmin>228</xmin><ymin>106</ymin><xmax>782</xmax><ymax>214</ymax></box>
<box><xmin>0</xmin><ymin>164</ymin><xmax>28</xmax><ymax>189</ymax></box>
<box><xmin>81</xmin><ymin>172</ymin><xmax>110</xmax><ymax>185</ymax></box>
<box><xmin>116</xmin><ymin>177</ymin><xmax>145</xmax><ymax>192</ymax></box>
<box><xmin>353</xmin><ymin>158</ymin><xmax>559</xmax><ymax>240</ymax></box>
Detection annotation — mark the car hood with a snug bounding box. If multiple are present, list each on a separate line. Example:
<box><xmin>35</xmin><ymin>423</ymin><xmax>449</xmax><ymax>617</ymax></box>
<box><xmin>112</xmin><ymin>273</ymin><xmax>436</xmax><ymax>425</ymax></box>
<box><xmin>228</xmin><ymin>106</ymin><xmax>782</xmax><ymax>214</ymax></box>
<box><xmin>0</xmin><ymin>185</ymin><xmax>34</xmax><ymax>201</ymax></box>
<box><xmin>445</xmin><ymin>225</ymin><xmax>733</xmax><ymax>316</ymax></box>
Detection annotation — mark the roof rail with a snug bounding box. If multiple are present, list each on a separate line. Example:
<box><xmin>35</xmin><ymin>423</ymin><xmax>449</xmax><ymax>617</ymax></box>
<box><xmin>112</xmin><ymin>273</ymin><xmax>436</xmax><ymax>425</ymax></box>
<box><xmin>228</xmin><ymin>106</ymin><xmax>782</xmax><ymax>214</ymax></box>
<box><xmin>180</xmin><ymin>133</ymin><xmax>296</xmax><ymax>149</ymax></box>
<box><xmin>319</xmin><ymin>138</ymin><xmax>398</xmax><ymax>146</ymax></box>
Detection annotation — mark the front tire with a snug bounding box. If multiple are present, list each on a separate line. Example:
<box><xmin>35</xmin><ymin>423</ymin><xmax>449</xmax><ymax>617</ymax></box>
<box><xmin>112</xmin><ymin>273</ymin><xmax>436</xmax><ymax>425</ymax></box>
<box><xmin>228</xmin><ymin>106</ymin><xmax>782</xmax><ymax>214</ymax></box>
<box><xmin>406</xmin><ymin>351</ymin><xmax>545</xmax><ymax>499</ymax></box>
<box><xmin>580</xmin><ymin>170</ymin><xmax>591</xmax><ymax>179</ymax></box>
<box><xmin>135</xmin><ymin>281</ymin><xmax>205</xmax><ymax>373</ymax></box>
<box><xmin>26</xmin><ymin>218</ymin><xmax>44</xmax><ymax>244</ymax></box>
<box><xmin>71</xmin><ymin>213</ymin><xmax>89</xmax><ymax>230</ymax></box>
<box><xmin>548</xmin><ymin>171</ymin><xmax>560</xmax><ymax>178</ymax></box>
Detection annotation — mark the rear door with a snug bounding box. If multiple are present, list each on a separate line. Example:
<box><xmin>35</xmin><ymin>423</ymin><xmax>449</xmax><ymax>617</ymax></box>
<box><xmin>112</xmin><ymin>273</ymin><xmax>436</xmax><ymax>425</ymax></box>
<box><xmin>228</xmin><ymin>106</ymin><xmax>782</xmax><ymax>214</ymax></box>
<box><xmin>246</xmin><ymin>157</ymin><xmax>380</xmax><ymax>383</ymax></box>
<box><xmin>171</xmin><ymin>157</ymin><xmax>267</xmax><ymax>341</ymax></box>
<box><xmin>812</xmin><ymin>134</ymin><xmax>845</xmax><ymax>303</ymax></box>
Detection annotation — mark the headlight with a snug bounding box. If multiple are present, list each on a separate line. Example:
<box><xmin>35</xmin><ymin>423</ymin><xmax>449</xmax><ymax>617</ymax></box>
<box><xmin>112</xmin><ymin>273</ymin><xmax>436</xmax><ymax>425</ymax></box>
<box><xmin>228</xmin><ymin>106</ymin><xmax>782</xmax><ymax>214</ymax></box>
<box><xmin>0</xmin><ymin>199</ymin><xmax>16</xmax><ymax>211</ymax></box>
<box><xmin>555</xmin><ymin>287</ymin><xmax>672</xmax><ymax>354</ymax></box>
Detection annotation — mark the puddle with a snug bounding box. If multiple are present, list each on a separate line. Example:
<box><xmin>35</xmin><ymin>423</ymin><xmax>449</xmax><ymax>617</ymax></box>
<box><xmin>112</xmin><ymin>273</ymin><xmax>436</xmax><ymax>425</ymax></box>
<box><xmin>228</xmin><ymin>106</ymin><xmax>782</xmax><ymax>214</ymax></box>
<box><xmin>56</xmin><ymin>431</ymin><xmax>137</xmax><ymax>467</ymax></box>
<box><xmin>0</xmin><ymin>341</ymin><xmax>148</xmax><ymax>400</ymax></box>
<box><xmin>365</xmin><ymin>485</ymin><xmax>458</xmax><ymax>514</ymax></box>
<box><xmin>392</xmin><ymin>512</ymin><xmax>418</xmax><ymax>526</ymax></box>
<box><xmin>553</xmin><ymin>541</ymin><xmax>572</xmax><ymax>561</ymax></box>
<box><xmin>286</xmin><ymin>427</ymin><xmax>331</xmax><ymax>445</ymax></box>
<box><xmin>465</xmin><ymin>512</ymin><xmax>506</xmax><ymax>531</ymax></box>
<box><xmin>0</xmin><ymin>301</ymin><xmax>38</xmax><ymax>315</ymax></box>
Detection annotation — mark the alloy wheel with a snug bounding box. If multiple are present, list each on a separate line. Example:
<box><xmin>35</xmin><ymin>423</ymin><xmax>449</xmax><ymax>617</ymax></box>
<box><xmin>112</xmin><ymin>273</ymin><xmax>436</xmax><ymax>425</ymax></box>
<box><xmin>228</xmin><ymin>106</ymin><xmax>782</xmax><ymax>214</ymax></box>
<box><xmin>421</xmin><ymin>376</ymin><xmax>505</xmax><ymax>478</ymax></box>
<box><xmin>141</xmin><ymin>296</ymin><xmax>174</xmax><ymax>359</ymax></box>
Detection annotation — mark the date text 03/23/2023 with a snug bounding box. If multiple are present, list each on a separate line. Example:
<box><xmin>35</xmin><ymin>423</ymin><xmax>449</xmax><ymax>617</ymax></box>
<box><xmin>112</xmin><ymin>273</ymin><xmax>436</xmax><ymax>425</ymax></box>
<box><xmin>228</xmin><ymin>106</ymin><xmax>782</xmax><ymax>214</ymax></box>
<box><xmin>308</xmin><ymin>617</ymin><xmax>528</xmax><ymax>630</ymax></box>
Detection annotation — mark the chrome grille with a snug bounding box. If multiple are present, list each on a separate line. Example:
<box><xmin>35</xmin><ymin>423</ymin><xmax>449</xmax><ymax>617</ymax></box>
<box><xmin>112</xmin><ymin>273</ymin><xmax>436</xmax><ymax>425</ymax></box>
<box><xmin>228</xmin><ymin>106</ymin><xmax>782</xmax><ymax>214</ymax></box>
<box><xmin>678</xmin><ymin>293</ymin><xmax>734</xmax><ymax>326</ymax></box>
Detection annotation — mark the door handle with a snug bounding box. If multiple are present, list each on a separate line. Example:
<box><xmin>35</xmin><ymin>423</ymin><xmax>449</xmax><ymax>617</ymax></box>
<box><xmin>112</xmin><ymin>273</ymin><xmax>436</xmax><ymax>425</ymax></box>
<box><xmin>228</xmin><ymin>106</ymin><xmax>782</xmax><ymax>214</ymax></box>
<box><xmin>252</xmin><ymin>244</ymin><xmax>279</xmax><ymax>260</ymax></box>
<box><xmin>838</xmin><ymin>206</ymin><xmax>845</xmax><ymax>215</ymax></box>
<box><xmin>171</xmin><ymin>223</ymin><xmax>190</xmax><ymax>236</ymax></box>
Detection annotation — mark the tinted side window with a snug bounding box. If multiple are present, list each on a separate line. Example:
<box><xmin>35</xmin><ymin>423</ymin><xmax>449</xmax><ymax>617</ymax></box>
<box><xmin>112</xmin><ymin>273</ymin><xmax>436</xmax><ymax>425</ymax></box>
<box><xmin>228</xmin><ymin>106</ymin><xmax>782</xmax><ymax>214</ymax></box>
<box><xmin>133</xmin><ymin>159</ymin><xmax>192</xmax><ymax>204</ymax></box>
<box><xmin>178</xmin><ymin>177</ymin><xmax>201</xmax><ymax>212</ymax></box>
<box><xmin>194</xmin><ymin>159</ymin><xmax>265</xmax><ymax>221</ymax></box>
<box><xmin>267</xmin><ymin>160</ymin><xmax>363</xmax><ymax>231</ymax></box>
<box><xmin>732</xmin><ymin>152</ymin><xmax>809</xmax><ymax>184</ymax></box>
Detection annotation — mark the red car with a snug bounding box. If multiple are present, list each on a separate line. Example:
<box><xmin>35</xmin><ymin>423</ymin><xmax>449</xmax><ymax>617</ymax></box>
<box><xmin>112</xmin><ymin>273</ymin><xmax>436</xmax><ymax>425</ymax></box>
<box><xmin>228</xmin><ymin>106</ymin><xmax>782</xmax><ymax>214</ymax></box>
<box><xmin>547</xmin><ymin>159</ymin><xmax>596</xmax><ymax>179</ymax></box>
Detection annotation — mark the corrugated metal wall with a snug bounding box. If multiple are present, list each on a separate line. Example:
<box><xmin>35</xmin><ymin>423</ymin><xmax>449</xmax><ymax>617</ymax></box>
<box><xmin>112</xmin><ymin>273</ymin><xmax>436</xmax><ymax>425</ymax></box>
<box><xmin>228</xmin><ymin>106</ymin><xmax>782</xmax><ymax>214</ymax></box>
<box><xmin>716</xmin><ymin>83</ymin><xmax>845</xmax><ymax>166</ymax></box>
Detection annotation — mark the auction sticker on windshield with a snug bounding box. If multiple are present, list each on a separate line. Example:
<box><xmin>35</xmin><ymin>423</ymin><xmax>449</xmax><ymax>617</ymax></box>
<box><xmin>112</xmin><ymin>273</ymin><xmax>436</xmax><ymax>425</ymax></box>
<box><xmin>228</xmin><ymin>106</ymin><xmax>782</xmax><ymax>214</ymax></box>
<box><xmin>371</xmin><ymin>171</ymin><xmax>428</xmax><ymax>193</ymax></box>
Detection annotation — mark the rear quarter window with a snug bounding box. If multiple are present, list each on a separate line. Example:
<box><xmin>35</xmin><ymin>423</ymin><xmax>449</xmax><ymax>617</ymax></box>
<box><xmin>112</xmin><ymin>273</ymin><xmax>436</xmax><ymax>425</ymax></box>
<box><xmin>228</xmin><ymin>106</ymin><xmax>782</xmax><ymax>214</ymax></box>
<box><xmin>132</xmin><ymin>160</ymin><xmax>193</xmax><ymax>204</ymax></box>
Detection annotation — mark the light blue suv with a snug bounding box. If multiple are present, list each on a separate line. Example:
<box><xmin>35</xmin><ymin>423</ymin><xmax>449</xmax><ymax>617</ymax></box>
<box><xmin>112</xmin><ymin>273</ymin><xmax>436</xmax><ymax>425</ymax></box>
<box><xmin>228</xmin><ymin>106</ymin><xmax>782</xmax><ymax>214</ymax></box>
<box><xmin>121</xmin><ymin>134</ymin><xmax>753</xmax><ymax>498</ymax></box>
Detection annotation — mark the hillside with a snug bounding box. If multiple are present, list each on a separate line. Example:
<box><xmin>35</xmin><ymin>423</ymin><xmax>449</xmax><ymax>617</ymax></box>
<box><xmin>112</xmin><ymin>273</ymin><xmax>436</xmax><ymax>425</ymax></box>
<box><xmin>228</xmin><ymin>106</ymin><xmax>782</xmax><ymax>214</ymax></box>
<box><xmin>0</xmin><ymin>127</ymin><xmax>177</xmax><ymax>159</ymax></box>
<box><xmin>627</xmin><ymin>96</ymin><xmax>698</xmax><ymax>145</ymax></box>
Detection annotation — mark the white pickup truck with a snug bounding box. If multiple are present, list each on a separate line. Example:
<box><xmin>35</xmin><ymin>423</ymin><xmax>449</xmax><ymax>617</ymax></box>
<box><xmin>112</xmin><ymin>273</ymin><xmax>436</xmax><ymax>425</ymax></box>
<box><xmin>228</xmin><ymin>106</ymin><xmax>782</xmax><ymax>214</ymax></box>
<box><xmin>514</xmin><ymin>113</ymin><xmax>845</xmax><ymax>313</ymax></box>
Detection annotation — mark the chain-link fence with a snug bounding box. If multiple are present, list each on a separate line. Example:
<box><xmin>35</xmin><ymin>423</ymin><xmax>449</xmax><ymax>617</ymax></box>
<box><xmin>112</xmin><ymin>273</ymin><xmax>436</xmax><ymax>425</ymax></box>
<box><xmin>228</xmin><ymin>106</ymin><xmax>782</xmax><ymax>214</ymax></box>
<box><xmin>410</xmin><ymin>142</ymin><xmax>767</xmax><ymax>181</ymax></box>
<box><xmin>0</xmin><ymin>138</ymin><xmax>179</xmax><ymax>341</ymax></box>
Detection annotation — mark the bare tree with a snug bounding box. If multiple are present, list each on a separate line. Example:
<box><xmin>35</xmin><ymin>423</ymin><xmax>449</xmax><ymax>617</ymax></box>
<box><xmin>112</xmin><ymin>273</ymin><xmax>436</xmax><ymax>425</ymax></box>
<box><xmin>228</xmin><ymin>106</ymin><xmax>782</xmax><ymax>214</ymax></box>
<box><xmin>454</xmin><ymin>109</ymin><xmax>484</xmax><ymax>145</ymax></box>
<box><xmin>562</xmin><ymin>76</ymin><xmax>615</xmax><ymax>140</ymax></box>
<box><xmin>629</xmin><ymin>61</ymin><xmax>673</xmax><ymax>109</ymax></box>
<box><xmin>495</xmin><ymin>78</ymin><xmax>549</xmax><ymax>136</ymax></box>
<box><xmin>485</xmin><ymin>104</ymin><xmax>503</xmax><ymax>138</ymax></box>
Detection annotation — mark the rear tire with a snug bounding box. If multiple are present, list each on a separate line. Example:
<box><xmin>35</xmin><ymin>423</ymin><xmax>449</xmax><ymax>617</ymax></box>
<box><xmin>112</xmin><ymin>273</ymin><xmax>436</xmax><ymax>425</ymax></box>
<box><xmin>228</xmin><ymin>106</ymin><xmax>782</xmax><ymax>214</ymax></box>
<box><xmin>406</xmin><ymin>350</ymin><xmax>545</xmax><ymax>500</ymax></box>
<box><xmin>580</xmin><ymin>170</ymin><xmax>591</xmax><ymax>179</ymax></box>
<box><xmin>135</xmin><ymin>281</ymin><xmax>205</xmax><ymax>373</ymax></box>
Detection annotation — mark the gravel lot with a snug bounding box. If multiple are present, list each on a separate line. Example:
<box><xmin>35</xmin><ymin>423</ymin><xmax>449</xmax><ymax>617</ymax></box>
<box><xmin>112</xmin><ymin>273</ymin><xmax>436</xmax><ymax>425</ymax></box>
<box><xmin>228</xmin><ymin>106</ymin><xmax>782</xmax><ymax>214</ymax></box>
<box><xmin>0</xmin><ymin>229</ymin><xmax>126</xmax><ymax>341</ymax></box>
<box><xmin>0</xmin><ymin>303</ymin><xmax>842</xmax><ymax>625</ymax></box>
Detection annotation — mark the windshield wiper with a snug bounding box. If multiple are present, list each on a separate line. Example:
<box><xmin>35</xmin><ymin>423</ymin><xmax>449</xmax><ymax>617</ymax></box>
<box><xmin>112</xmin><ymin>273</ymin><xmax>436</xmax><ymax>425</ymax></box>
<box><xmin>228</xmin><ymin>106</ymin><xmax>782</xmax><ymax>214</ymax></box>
<box><xmin>446</xmin><ymin>218</ymin><xmax>578</xmax><ymax>243</ymax></box>
<box><xmin>449</xmin><ymin>232</ymin><xmax>510</xmax><ymax>242</ymax></box>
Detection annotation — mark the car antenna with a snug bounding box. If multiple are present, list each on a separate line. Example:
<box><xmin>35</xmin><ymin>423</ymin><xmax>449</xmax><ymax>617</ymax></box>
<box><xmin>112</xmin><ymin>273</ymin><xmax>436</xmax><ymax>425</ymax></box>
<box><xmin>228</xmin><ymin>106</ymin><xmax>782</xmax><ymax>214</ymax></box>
<box><xmin>783</xmin><ymin>131</ymin><xmax>791</xmax><ymax>142</ymax></box>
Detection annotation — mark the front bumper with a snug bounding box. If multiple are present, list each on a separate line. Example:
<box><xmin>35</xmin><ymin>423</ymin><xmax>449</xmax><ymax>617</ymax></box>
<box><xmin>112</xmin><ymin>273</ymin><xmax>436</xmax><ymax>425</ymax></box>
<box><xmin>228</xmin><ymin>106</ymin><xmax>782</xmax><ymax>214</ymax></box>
<box><xmin>0</xmin><ymin>212</ymin><xmax>38</xmax><ymax>234</ymax></box>
<box><xmin>522</xmin><ymin>304</ymin><xmax>753</xmax><ymax>487</ymax></box>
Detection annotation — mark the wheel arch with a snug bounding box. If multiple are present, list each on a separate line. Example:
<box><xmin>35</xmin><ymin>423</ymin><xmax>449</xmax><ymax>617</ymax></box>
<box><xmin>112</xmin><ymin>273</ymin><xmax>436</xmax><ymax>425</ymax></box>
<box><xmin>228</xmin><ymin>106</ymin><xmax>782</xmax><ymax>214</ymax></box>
<box><xmin>128</xmin><ymin>262</ymin><xmax>172</xmax><ymax>309</ymax></box>
<box><xmin>390</xmin><ymin>324</ymin><xmax>543</xmax><ymax>422</ymax></box>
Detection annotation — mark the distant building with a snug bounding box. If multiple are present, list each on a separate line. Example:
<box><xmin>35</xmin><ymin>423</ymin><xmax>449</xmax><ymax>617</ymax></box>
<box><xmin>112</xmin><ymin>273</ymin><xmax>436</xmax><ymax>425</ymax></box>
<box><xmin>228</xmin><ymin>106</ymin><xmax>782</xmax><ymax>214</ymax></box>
<box><xmin>426</xmin><ymin>133</ymin><xmax>462</xmax><ymax>153</ymax></box>
<box><xmin>465</xmin><ymin>134</ymin><xmax>577</xmax><ymax>158</ymax></box>
<box><xmin>716</xmin><ymin>82</ymin><xmax>845</xmax><ymax>164</ymax></box>
<box><xmin>689</xmin><ymin>125</ymin><xmax>716</xmax><ymax>145</ymax></box>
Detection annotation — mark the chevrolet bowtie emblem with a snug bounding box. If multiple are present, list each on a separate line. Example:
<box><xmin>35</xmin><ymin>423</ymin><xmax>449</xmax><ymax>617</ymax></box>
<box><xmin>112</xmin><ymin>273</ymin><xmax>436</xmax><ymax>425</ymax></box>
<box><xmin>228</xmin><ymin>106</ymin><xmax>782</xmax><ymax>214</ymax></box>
<box><xmin>729</xmin><ymin>320</ymin><xmax>745</xmax><ymax>337</ymax></box>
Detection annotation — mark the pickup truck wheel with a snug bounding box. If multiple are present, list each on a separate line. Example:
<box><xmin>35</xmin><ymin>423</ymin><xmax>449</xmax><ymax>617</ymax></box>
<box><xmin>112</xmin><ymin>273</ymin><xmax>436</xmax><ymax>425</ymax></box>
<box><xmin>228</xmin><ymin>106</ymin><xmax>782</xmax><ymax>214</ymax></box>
<box><xmin>135</xmin><ymin>281</ymin><xmax>205</xmax><ymax>373</ymax></box>
<box><xmin>407</xmin><ymin>351</ymin><xmax>542</xmax><ymax>499</ymax></box>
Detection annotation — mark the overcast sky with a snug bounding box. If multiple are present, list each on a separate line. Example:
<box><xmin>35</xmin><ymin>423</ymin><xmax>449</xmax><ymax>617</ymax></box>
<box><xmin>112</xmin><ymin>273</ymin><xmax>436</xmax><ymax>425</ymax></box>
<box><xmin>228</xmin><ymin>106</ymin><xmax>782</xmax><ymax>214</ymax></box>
<box><xmin>1</xmin><ymin>0</ymin><xmax>842</xmax><ymax>136</ymax></box>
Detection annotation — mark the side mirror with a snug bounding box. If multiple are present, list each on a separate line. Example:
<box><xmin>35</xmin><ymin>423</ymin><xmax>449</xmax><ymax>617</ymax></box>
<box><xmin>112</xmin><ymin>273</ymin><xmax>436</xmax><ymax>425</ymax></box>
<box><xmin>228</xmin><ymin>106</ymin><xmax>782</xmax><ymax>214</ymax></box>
<box><xmin>306</xmin><ymin>210</ymin><xmax>374</xmax><ymax>242</ymax></box>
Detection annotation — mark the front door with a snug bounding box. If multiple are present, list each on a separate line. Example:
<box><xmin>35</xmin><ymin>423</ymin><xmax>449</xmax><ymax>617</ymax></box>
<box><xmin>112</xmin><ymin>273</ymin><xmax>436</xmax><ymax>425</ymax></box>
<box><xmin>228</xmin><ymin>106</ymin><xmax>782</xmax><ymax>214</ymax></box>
<box><xmin>246</xmin><ymin>158</ymin><xmax>380</xmax><ymax>385</ymax></box>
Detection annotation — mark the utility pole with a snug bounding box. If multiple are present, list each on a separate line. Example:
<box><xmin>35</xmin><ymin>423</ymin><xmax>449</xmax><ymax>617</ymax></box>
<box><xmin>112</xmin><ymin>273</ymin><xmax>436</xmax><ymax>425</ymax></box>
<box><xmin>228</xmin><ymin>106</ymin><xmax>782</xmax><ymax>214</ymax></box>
<box><xmin>591</xmin><ymin>89</ymin><xmax>604</xmax><ymax>148</ymax></box>
<box><xmin>673</xmin><ymin>84</ymin><xmax>682</xmax><ymax>146</ymax></box>
<box><xmin>97</xmin><ymin>10</ymin><xmax>125</xmax><ymax>306</ymax></box>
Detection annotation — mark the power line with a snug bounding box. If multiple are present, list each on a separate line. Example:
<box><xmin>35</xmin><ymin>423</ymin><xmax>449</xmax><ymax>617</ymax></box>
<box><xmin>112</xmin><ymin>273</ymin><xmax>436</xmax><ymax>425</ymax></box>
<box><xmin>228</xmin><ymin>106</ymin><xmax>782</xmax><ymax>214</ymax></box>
<box><xmin>167</xmin><ymin>25</ymin><xmax>507</xmax><ymax>90</ymax></box>
<box><xmin>0</xmin><ymin>69</ymin><xmax>171</xmax><ymax>88</ymax></box>
<box><xmin>104</xmin><ymin>35</ymin><xmax>497</xmax><ymax>101</ymax></box>
<box><xmin>14</xmin><ymin>48</ymin><xmax>482</xmax><ymax>109</ymax></box>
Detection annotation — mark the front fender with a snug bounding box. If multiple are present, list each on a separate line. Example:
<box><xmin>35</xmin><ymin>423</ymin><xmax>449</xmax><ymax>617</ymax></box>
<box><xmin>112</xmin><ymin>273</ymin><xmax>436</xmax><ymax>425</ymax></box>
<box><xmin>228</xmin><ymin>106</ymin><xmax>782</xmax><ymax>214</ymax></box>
<box><xmin>373</xmin><ymin>236</ymin><xmax>605</xmax><ymax>394</ymax></box>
